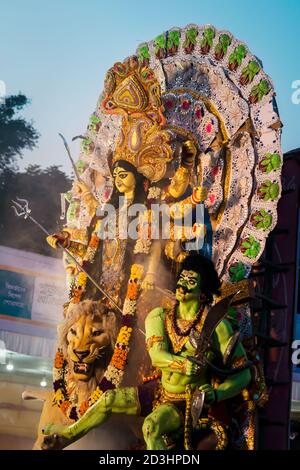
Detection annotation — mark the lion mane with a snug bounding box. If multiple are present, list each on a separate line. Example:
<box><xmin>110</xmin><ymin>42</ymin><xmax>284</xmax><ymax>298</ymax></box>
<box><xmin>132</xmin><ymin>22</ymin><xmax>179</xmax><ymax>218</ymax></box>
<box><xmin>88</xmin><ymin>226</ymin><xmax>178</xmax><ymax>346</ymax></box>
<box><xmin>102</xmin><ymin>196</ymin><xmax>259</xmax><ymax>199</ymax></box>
<box><xmin>32</xmin><ymin>300</ymin><xmax>118</xmax><ymax>449</ymax></box>
<box><xmin>59</xmin><ymin>300</ymin><xmax>118</xmax><ymax>395</ymax></box>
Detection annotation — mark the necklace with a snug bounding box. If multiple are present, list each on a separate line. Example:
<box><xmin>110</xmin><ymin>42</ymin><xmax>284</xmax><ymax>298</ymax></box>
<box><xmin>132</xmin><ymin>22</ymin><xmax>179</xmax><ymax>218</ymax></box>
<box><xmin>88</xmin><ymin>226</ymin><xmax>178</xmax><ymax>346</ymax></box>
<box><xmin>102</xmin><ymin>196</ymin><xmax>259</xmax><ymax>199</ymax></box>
<box><xmin>165</xmin><ymin>302</ymin><xmax>207</xmax><ymax>354</ymax></box>
<box><xmin>171</xmin><ymin>301</ymin><xmax>205</xmax><ymax>337</ymax></box>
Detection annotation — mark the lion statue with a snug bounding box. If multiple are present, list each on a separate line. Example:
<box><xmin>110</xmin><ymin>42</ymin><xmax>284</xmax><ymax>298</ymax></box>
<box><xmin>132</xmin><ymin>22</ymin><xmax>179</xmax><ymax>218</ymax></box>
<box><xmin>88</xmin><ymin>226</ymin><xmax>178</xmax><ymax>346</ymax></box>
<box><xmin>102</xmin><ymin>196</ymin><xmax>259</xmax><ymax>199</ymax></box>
<box><xmin>23</xmin><ymin>300</ymin><xmax>119</xmax><ymax>450</ymax></box>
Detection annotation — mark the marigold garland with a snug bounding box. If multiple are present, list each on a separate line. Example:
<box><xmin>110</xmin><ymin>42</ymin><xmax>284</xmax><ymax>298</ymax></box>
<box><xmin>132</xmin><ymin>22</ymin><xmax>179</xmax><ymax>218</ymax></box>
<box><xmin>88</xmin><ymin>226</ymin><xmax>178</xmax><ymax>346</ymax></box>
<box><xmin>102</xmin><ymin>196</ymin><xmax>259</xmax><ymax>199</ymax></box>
<box><xmin>53</xmin><ymin>263</ymin><xmax>144</xmax><ymax>421</ymax></box>
<box><xmin>54</xmin><ymin>351</ymin><xmax>64</xmax><ymax>369</ymax></box>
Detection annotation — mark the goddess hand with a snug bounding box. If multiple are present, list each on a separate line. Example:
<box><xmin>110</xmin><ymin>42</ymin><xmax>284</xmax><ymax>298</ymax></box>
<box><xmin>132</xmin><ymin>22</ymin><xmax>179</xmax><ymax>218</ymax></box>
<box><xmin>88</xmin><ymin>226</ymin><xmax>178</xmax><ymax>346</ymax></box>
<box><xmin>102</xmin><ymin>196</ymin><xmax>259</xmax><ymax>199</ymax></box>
<box><xmin>73</xmin><ymin>181</ymin><xmax>90</xmax><ymax>197</ymax></box>
<box><xmin>181</xmin><ymin>140</ymin><xmax>197</xmax><ymax>169</ymax></box>
<box><xmin>46</xmin><ymin>231</ymin><xmax>70</xmax><ymax>249</ymax></box>
<box><xmin>192</xmin><ymin>186</ymin><xmax>208</xmax><ymax>203</ymax></box>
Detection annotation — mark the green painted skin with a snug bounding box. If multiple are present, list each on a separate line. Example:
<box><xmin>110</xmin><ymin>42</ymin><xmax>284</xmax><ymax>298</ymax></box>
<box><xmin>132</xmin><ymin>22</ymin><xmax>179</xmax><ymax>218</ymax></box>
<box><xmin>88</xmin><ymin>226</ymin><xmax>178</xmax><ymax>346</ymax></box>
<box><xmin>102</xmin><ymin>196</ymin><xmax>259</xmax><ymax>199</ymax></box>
<box><xmin>42</xmin><ymin>270</ymin><xmax>251</xmax><ymax>450</ymax></box>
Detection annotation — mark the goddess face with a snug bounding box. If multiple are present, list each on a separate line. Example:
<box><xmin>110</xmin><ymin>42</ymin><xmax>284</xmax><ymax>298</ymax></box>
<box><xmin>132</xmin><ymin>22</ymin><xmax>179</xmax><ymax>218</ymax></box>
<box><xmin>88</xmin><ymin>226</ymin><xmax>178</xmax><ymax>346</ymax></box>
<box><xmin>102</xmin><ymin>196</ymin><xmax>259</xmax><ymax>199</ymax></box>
<box><xmin>113</xmin><ymin>165</ymin><xmax>136</xmax><ymax>196</ymax></box>
<box><xmin>175</xmin><ymin>269</ymin><xmax>201</xmax><ymax>302</ymax></box>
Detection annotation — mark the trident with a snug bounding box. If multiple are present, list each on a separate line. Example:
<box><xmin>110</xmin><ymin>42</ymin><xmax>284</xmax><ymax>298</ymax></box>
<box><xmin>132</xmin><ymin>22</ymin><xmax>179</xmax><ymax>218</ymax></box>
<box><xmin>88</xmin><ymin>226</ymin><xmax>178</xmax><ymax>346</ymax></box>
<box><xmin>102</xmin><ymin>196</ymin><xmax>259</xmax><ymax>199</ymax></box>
<box><xmin>11</xmin><ymin>197</ymin><xmax>124</xmax><ymax>315</ymax></box>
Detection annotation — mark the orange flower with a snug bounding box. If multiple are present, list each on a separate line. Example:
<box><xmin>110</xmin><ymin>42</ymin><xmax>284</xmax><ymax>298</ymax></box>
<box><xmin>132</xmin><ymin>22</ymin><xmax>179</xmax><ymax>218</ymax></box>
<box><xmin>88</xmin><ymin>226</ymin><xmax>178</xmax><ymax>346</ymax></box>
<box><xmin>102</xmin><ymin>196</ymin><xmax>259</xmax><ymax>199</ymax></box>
<box><xmin>127</xmin><ymin>283</ymin><xmax>138</xmax><ymax>300</ymax></box>
<box><xmin>79</xmin><ymin>400</ymin><xmax>89</xmax><ymax>415</ymax></box>
<box><xmin>54</xmin><ymin>351</ymin><xmax>64</xmax><ymax>369</ymax></box>
<box><xmin>111</xmin><ymin>348</ymin><xmax>127</xmax><ymax>370</ymax></box>
<box><xmin>61</xmin><ymin>400</ymin><xmax>71</xmax><ymax>415</ymax></box>
<box><xmin>89</xmin><ymin>234</ymin><xmax>99</xmax><ymax>248</ymax></box>
<box><xmin>71</xmin><ymin>286</ymin><xmax>84</xmax><ymax>303</ymax></box>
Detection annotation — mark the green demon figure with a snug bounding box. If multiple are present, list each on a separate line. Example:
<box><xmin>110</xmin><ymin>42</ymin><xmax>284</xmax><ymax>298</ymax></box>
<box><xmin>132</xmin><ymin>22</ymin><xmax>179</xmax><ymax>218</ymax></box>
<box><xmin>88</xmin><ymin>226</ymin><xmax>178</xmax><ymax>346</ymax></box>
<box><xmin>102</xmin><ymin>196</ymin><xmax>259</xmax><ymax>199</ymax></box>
<box><xmin>42</xmin><ymin>254</ymin><xmax>251</xmax><ymax>450</ymax></box>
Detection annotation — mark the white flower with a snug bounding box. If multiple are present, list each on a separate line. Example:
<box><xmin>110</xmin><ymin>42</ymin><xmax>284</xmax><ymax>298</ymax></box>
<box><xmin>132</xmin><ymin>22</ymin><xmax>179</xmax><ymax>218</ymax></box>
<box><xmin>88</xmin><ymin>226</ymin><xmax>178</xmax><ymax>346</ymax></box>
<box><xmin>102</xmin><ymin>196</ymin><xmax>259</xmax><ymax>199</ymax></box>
<box><xmin>123</xmin><ymin>299</ymin><xmax>136</xmax><ymax>315</ymax></box>
<box><xmin>147</xmin><ymin>186</ymin><xmax>161</xmax><ymax>200</ymax></box>
<box><xmin>105</xmin><ymin>365</ymin><xmax>123</xmax><ymax>386</ymax></box>
<box><xmin>134</xmin><ymin>239</ymin><xmax>152</xmax><ymax>254</ymax></box>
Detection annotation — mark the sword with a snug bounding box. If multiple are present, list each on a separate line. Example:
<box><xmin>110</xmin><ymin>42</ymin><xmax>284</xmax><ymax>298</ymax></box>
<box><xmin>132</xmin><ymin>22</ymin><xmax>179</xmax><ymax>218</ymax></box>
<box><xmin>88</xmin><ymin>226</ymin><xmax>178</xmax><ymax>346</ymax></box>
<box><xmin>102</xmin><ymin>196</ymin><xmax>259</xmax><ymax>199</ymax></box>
<box><xmin>191</xmin><ymin>389</ymin><xmax>205</xmax><ymax>428</ymax></box>
<box><xmin>11</xmin><ymin>197</ymin><xmax>123</xmax><ymax>315</ymax></box>
<box><xmin>187</xmin><ymin>292</ymin><xmax>240</xmax><ymax>427</ymax></box>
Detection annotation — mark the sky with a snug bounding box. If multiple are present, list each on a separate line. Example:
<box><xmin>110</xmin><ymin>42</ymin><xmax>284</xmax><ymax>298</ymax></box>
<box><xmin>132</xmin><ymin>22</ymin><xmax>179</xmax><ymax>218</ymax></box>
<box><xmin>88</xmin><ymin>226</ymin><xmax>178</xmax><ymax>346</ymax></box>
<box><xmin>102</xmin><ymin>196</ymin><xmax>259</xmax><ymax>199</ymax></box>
<box><xmin>1</xmin><ymin>0</ymin><xmax>300</xmax><ymax>175</ymax></box>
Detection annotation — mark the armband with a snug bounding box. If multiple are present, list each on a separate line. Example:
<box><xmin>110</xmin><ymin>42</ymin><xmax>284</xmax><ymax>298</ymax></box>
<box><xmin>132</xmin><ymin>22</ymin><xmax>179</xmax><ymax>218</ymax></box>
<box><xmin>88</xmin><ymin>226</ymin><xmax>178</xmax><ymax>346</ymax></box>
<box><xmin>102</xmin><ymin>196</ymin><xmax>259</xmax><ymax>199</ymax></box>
<box><xmin>146</xmin><ymin>335</ymin><xmax>164</xmax><ymax>352</ymax></box>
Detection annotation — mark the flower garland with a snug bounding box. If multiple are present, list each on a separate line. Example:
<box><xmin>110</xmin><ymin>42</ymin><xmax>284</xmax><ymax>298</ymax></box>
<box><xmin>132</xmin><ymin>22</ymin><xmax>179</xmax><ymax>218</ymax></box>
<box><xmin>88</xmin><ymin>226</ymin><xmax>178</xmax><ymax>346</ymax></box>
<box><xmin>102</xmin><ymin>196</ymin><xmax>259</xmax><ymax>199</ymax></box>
<box><xmin>147</xmin><ymin>186</ymin><xmax>161</xmax><ymax>200</ymax></box>
<box><xmin>134</xmin><ymin>208</ymin><xmax>153</xmax><ymax>255</ymax></box>
<box><xmin>53</xmin><ymin>263</ymin><xmax>144</xmax><ymax>421</ymax></box>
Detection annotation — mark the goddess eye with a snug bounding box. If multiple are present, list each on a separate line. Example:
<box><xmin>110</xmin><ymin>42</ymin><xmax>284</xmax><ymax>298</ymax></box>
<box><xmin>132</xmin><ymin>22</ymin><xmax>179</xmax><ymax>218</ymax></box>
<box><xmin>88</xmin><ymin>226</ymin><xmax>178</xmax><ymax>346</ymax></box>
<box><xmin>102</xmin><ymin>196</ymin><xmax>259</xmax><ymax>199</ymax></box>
<box><xmin>91</xmin><ymin>329</ymin><xmax>103</xmax><ymax>337</ymax></box>
<box><xmin>70</xmin><ymin>328</ymin><xmax>76</xmax><ymax>335</ymax></box>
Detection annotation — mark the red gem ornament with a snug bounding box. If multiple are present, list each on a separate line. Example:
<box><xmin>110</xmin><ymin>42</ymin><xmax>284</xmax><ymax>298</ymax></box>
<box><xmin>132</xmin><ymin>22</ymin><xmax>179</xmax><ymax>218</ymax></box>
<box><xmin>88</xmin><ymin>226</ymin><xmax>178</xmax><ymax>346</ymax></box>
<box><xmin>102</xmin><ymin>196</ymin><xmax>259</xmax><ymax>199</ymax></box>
<box><xmin>182</xmin><ymin>100</ymin><xmax>190</xmax><ymax>110</ymax></box>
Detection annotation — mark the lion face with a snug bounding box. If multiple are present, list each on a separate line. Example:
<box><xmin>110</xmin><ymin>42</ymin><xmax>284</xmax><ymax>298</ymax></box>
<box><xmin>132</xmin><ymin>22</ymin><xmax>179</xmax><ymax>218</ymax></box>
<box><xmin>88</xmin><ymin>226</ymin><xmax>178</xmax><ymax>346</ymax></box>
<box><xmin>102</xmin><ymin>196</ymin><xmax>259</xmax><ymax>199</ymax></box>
<box><xmin>66</xmin><ymin>312</ymin><xmax>115</xmax><ymax>382</ymax></box>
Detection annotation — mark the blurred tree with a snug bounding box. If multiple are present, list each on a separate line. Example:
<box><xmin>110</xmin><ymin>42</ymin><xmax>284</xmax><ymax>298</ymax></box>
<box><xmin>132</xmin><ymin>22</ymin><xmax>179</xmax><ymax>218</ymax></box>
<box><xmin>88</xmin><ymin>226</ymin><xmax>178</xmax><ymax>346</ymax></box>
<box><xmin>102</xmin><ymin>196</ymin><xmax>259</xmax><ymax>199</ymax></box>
<box><xmin>0</xmin><ymin>165</ymin><xmax>72</xmax><ymax>256</ymax></box>
<box><xmin>0</xmin><ymin>94</ymin><xmax>39</xmax><ymax>171</ymax></box>
<box><xmin>0</xmin><ymin>93</ymin><xmax>72</xmax><ymax>256</ymax></box>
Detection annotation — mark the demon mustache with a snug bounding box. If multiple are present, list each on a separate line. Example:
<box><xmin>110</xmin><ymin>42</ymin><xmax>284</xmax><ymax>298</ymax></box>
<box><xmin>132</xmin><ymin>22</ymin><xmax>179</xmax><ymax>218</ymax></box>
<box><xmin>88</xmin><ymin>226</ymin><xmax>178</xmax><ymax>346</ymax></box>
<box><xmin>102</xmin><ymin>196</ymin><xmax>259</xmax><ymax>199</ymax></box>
<box><xmin>176</xmin><ymin>284</ymin><xmax>193</xmax><ymax>294</ymax></box>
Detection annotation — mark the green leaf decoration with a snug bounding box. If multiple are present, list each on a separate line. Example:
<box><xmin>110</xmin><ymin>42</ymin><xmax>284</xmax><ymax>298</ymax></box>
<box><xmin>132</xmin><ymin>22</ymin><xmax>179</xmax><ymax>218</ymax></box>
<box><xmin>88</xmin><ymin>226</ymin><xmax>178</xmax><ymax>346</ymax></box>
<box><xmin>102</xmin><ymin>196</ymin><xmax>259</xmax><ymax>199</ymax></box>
<box><xmin>167</xmin><ymin>30</ymin><xmax>180</xmax><ymax>49</ymax></box>
<box><xmin>241</xmin><ymin>60</ymin><xmax>260</xmax><ymax>81</ymax></box>
<box><xmin>90</xmin><ymin>114</ymin><xmax>101</xmax><ymax>124</ymax></box>
<box><xmin>259</xmin><ymin>180</ymin><xmax>279</xmax><ymax>201</ymax></box>
<box><xmin>250</xmin><ymin>84</ymin><xmax>259</xmax><ymax>96</ymax></box>
<box><xmin>252</xmin><ymin>209</ymin><xmax>272</xmax><ymax>230</ymax></box>
<box><xmin>257</xmin><ymin>80</ymin><xmax>270</xmax><ymax>100</ymax></box>
<box><xmin>220</xmin><ymin>34</ymin><xmax>231</xmax><ymax>48</ymax></box>
<box><xmin>201</xmin><ymin>27</ymin><xmax>215</xmax><ymax>47</ymax></box>
<box><xmin>184</xmin><ymin>28</ymin><xmax>198</xmax><ymax>47</ymax></box>
<box><xmin>229</xmin><ymin>261</ymin><xmax>246</xmax><ymax>282</ymax></box>
<box><xmin>259</xmin><ymin>79</ymin><xmax>270</xmax><ymax>93</ymax></box>
<box><xmin>261</xmin><ymin>152</ymin><xmax>281</xmax><ymax>173</ymax></box>
<box><xmin>215</xmin><ymin>34</ymin><xmax>231</xmax><ymax>57</ymax></box>
<box><xmin>242</xmin><ymin>241</ymin><xmax>252</xmax><ymax>249</ymax></box>
<box><xmin>65</xmin><ymin>191</ymin><xmax>72</xmax><ymax>203</ymax></box>
<box><xmin>67</xmin><ymin>201</ymin><xmax>78</xmax><ymax>221</ymax></box>
<box><xmin>76</xmin><ymin>159</ymin><xmax>87</xmax><ymax>174</ymax></box>
<box><xmin>248</xmin><ymin>60</ymin><xmax>260</xmax><ymax>73</ymax></box>
<box><xmin>243</xmin><ymin>236</ymin><xmax>260</xmax><ymax>259</ymax></box>
<box><xmin>214</xmin><ymin>44</ymin><xmax>221</xmax><ymax>55</ymax></box>
<box><xmin>88</xmin><ymin>114</ymin><xmax>101</xmax><ymax>132</ymax></box>
<box><xmin>250</xmin><ymin>79</ymin><xmax>270</xmax><ymax>101</ymax></box>
<box><xmin>236</xmin><ymin>45</ymin><xmax>247</xmax><ymax>62</ymax></box>
<box><xmin>229</xmin><ymin>44</ymin><xmax>247</xmax><ymax>65</ymax></box>
<box><xmin>82</xmin><ymin>138</ymin><xmax>93</xmax><ymax>153</ymax></box>
<box><xmin>269</xmin><ymin>184</ymin><xmax>279</xmax><ymax>199</ymax></box>
<box><xmin>271</xmin><ymin>153</ymin><xmax>281</xmax><ymax>169</ymax></box>
<box><xmin>137</xmin><ymin>44</ymin><xmax>150</xmax><ymax>62</ymax></box>
<box><xmin>154</xmin><ymin>33</ymin><xmax>166</xmax><ymax>52</ymax></box>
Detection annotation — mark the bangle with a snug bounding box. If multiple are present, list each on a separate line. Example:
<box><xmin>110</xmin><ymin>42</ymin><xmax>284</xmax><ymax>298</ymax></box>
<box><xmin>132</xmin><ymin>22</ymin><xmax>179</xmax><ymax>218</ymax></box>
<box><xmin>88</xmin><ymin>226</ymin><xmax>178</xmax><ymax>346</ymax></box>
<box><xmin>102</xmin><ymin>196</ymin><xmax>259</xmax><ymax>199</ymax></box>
<box><xmin>191</xmin><ymin>192</ymin><xmax>201</xmax><ymax>205</ymax></box>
